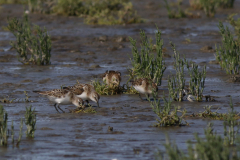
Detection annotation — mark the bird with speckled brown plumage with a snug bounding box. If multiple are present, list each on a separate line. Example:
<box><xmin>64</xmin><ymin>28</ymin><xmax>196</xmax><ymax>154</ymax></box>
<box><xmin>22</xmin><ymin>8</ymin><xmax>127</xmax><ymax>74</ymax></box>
<box><xmin>35</xmin><ymin>89</ymin><xmax>84</xmax><ymax>113</ymax></box>
<box><xmin>102</xmin><ymin>70</ymin><xmax>121</xmax><ymax>87</ymax></box>
<box><xmin>64</xmin><ymin>83</ymin><xmax>100</xmax><ymax>108</ymax></box>
<box><xmin>131</xmin><ymin>78</ymin><xmax>158</xmax><ymax>101</ymax></box>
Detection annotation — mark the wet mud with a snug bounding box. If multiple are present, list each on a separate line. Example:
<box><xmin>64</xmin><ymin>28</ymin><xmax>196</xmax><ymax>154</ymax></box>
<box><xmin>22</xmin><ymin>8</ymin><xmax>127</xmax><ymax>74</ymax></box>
<box><xmin>0</xmin><ymin>0</ymin><xmax>240</xmax><ymax>159</ymax></box>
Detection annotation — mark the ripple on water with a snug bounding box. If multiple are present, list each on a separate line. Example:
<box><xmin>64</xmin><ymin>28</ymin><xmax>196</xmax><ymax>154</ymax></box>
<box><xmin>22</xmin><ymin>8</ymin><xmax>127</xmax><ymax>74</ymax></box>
<box><xmin>205</xmin><ymin>77</ymin><xmax>222</xmax><ymax>82</ymax></box>
<box><xmin>0</xmin><ymin>32</ymin><xmax>15</xmax><ymax>41</ymax></box>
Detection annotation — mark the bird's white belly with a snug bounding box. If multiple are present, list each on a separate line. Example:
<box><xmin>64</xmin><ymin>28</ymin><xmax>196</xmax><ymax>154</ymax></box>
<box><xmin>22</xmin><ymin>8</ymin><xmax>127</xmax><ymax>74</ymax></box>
<box><xmin>134</xmin><ymin>86</ymin><xmax>146</xmax><ymax>94</ymax></box>
<box><xmin>77</xmin><ymin>92</ymin><xmax>88</xmax><ymax>100</ymax></box>
<box><xmin>48</xmin><ymin>96</ymin><xmax>71</xmax><ymax>104</ymax></box>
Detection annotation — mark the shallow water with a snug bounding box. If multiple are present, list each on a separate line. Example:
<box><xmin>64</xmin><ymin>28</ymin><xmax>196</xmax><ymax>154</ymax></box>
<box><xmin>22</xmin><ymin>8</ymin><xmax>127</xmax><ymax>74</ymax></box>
<box><xmin>0</xmin><ymin>1</ymin><xmax>240</xmax><ymax>159</ymax></box>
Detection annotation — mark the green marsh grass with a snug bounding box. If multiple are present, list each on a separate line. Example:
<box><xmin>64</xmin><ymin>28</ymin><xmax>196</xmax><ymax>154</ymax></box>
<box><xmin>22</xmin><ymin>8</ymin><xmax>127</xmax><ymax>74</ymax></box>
<box><xmin>92</xmin><ymin>80</ymin><xmax>138</xmax><ymax>95</ymax></box>
<box><xmin>91</xmin><ymin>80</ymin><xmax>123</xmax><ymax>95</ymax></box>
<box><xmin>189</xmin><ymin>0</ymin><xmax>235</xmax><ymax>17</ymax></box>
<box><xmin>0</xmin><ymin>105</ymin><xmax>23</xmax><ymax>147</ymax></box>
<box><xmin>0</xmin><ymin>105</ymin><xmax>8</xmax><ymax>146</ymax></box>
<box><xmin>25</xmin><ymin>106</ymin><xmax>36</xmax><ymax>138</ymax></box>
<box><xmin>7</xmin><ymin>14</ymin><xmax>51</xmax><ymax>65</ymax></box>
<box><xmin>224</xmin><ymin>97</ymin><xmax>240</xmax><ymax>145</ymax></box>
<box><xmin>157</xmin><ymin>122</ymin><xmax>240</xmax><ymax>160</ymax></box>
<box><xmin>168</xmin><ymin>42</ymin><xmax>186</xmax><ymax>102</ymax></box>
<box><xmin>16</xmin><ymin>118</ymin><xmax>23</xmax><ymax>147</ymax></box>
<box><xmin>199</xmin><ymin>0</ymin><xmax>218</xmax><ymax>17</ymax></box>
<box><xmin>129</xmin><ymin>27</ymin><xmax>166</xmax><ymax>86</ymax></box>
<box><xmin>163</xmin><ymin>0</ymin><xmax>186</xmax><ymax>19</ymax></box>
<box><xmin>187</xmin><ymin>62</ymin><xmax>206</xmax><ymax>101</ymax></box>
<box><xmin>150</xmin><ymin>92</ymin><xmax>188</xmax><ymax>127</ymax></box>
<box><xmin>191</xmin><ymin>98</ymin><xmax>240</xmax><ymax>120</ymax></box>
<box><xmin>0</xmin><ymin>96</ymin><xmax>16</xmax><ymax>103</ymax></box>
<box><xmin>27</xmin><ymin>0</ymin><xmax>142</xmax><ymax>25</ymax></box>
<box><xmin>70</xmin><ymin>106</ymin><xmax>97</xmax><ymax>114</ymax></box>
<box><xmin>228</xmin><ymin>14</ymin><xmax>240</xmax><ymax>42</ymax></box>
<box><xmin>0</xmin><ymin>0</ymin><xmax>27</xmax><ymax>4</ymax></box>
<box><xmin>215</xmin><ymin>21</ymin><xmax>240</xmax><ymax>75</ymax></box>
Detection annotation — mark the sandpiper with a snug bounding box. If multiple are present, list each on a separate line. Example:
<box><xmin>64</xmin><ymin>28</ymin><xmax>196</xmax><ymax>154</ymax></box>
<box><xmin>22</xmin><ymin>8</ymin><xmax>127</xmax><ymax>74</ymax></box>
<box><xmin>131</xmin><ymin>78</ymin><xmax>158</xmax><ymax>100</ymax></box>
<box><xmin>182</xmin><ymin>89</ymin><xmax>195</xmax><ymax>102</ymax></box>
<box><xmin>35</xmin><ymin>89</ymin><xmax>84</xmax><ymax>113</ymax></box>
<box><xmin>102</xmin><ymin>70</ymin><xmax>121</xmax><ymax>87</ymax></box>
<box><xmin>64</xmin><ymin>83</ymin><xmax>100</xmax><ymax>107</ymax></box>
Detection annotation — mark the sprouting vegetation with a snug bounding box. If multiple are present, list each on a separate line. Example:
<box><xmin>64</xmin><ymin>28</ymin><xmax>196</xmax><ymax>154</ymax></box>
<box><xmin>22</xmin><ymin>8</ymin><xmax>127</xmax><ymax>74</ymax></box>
<box><xmin>166</xmin><ymin>43</ymin><xmax>207</xmax><ymax>102</ymax></box>
<box><xmin>150</xmin><ymin>92</ymin><xmax>188</xmax><ymax>127</ymax></box>
<box><xmin>129</xmin><ymin>27</ymin><xmax>166</xmax><ymax>86</ymax></box>
<box><xmin>0</xmin><ymin>0</ymin><xmax>27</xmax><ymax>4</ymax></box>
<box><xmin>0</xmin><ymin>96</ymin><xmax>16</xmax><ymax>103</ymax></box>
<box><xmin>187</xmin><ymin>62</ymin><xmax>206</xmax><ymax>101</ymax></box>
<box><xmin>219</xmin><ymin>0</ymin><xmax>235</xmax><ymax>8</ymax></box>
<box><xmin>0</xmin><ymin>105</ymin><xmax>9</xmax><ymax>146</ymax></box>
<box><xmin>24</xmin><ymin>91</ymin><xmax>31</xmax><ymax>102</ymax></box>
<box><xmin>7</xmin><ymin>14</ymin><xmax>51</xmax><ymax>65</ymax></box>
<box><xmin>191</xmin><ymin>98</ymin><xmax>240</xmax><ymax>120</ymax></box>
<box><xmin>168</xmin><ymin>42</ymin><xmax>186</xmax><ymax>102</ymax></box>
<box><xmin>199</xmin><ymin>0</ymin><xmax>218</xmax><ymax>17</ymax></box>
<box><xmin>163</xmin><ymin>0</ymin><xmax>186</xmax><ymax>19</ymax></box>
<box><xmin>92</xmin><ymin>80</ymin><xmax>139</xmax><ymax>95</ymax></box>
<box><xmin>156</xmin><ymin>122</ymin><xmax>240</xmax><ymax>160</ymax></box>
<box><xmin>191</xmin><ymin>105</ymin><xmax>222</xmax><ymax>119</ymax></box>
<box><xmin>189</xmin><ymin>0</ymin><xmax>202</xmax><ymax>10</ymax></box>
<box><xmin>223</xmin><ymin>97</ymin><xmax>240</xmax><ymax>145</ymax></box>
<box><xmin>189</xmin><ymin>0</ymin><xmax>235</xmax><ymax>17</ymax></box>
<box><xmin>0</xmin><ymin>91</ymin><xmax>32</xmax><ymax>103</ymax></box>
<box><xmin>0</xmin><ymin>105</ymin><xmax>23</xmax><ymax>147</ymax></box>
<box><xmin>191</xmin><ymin>105</ymin><xmax>238</xmax><ymax>120</ymax></box>
<box><xmin>27</xmin><ymin>0</ymin><xmax>142</xmax><ymax>25</ymax></box>
<box><xmin>70</xmin><ymin>106</ymin><xmax>97</xmax><ymax>114</ymax></box>
<box><xmin>91</xmin><ymin>80</ymin><xmax>123</xmax><ymax>95</ymax></box>
<box><xmin>16</xmin><ymin>118</ymin><xmax>23</xmax><ymax>147</ymax></box>
<box><xmin>228</xmin><ymin>14</ymin><xmax>240</xmax><ymax>42</ymax></box>
<box><xmin>215</xmin><ymin>21</ymin><xmax>240</xmax><ymax>75</ymax></box>
<box><xmin>25</xmin><ymin>106</ymin><xmax>36</xmax><ymax>138</ymax></box>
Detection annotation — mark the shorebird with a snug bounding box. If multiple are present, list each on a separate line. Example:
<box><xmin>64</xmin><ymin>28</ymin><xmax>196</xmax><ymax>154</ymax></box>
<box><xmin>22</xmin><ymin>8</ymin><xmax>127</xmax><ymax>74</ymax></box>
<box><xmin>102</xmin><ymin>70</ymin><xmax>121</xmax><ymax>87</ymax></box>
<box><xmin>35</xmin><ymin>89</ymin><xmax>84</xmax><ymax>113</ymax></box>
<box><xmin>182</xmin><ymin>89</ymin><xmax>196</xmax><ymax>102</ymax></box>
<box><xmin>131</xmin><ymin>78</ymin><xmax>158</xmax><ymax>100</ymax></box>
<box><xmin>64</xmin><ymin>83</ymin><xmax>100</xmax><ymax>108</ymax></box>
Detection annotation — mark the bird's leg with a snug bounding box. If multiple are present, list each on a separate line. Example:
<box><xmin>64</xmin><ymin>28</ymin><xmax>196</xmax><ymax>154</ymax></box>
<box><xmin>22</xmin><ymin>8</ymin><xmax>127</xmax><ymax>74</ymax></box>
<box><xmin>138</xmin><ymin>93</ymin><xmax>144</xmax><ymax>101</ymax></box>
<box><xmin>85</xmin><ymin>100</ymin><xmax>91</xmax><ymax>107</ymax></box>
<box><xmin>86</xmin><ymin>100</ymin><xmax>89</xmax><ymax>104</ymax></box>
<box><xmin>54</xmin><ymin>103</ymin><xmax>60</xmax><ymax>113</ymax></box>
<box><xmin>147</xmin><ymin>94</ymin><xmax>150</xmax><ymax>100</ymax></box>
<box><xmin>57</xmin><ymin>104</ymin><xmax>65</xmax><ymax>113</ymax></box>
<box><xmin>97</xmin><ymin>101</ymin><xmax>100</xmax><ymax>108</ymax></box>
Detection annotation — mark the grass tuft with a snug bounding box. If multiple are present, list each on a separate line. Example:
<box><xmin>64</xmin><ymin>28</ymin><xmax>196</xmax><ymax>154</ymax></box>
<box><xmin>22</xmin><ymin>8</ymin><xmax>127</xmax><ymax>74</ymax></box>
<box><xmin>168</xmin><ymin>42</ymin><xmax>186</xmax><ymax>102</ymax></box>
<box><xmin>7</xmin><ymin>14</ymin><xmax>51</xmax><ymax>65</ymax></box>
<box><xmin>187</xmin><ymin>62</ymin><xmax>206</xmax><ymax>101</ymax></box>
<box><xmin>91</xmin><ymin>80</ymin><xmax>123</xmax><ymax>95</ymax></box>
<box><xmin>70</xmin><ymin>106</ymin><xmax>97</xmax><ymax>114</ymax></box>
<box><xmin>128</xmin><ymin>26</ymin><xmax>166</xmax><ymax>86</ymax></box>
<box><xmin>25</xmin><ymin>106</ymin><xmax>36</xmax><ymax>138</ymax></box>
<box><xmin>27</xmin><ymin>0</ymin><xmax>142</xmax><ymax>25</ymax></box>
<box><xmin>215</xmin><ymin>21</ymin><xmax>240</xmax><ymax>75</ymax></box>
<box><xmin>150</xmin><ymin>92</ymin><xmax>188</xmax><ymax>127</ymax></box>
<box><xmin>157</xmin><ymin>122</ymin><xmax>240</xmax><ymax>159</ymax></box>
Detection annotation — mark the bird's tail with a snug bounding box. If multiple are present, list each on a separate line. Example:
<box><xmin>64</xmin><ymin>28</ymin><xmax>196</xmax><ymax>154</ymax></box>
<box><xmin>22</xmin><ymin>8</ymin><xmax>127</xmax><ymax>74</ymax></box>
<box><xmin>62</xmin><ymin>86</ymin><xmax>70</xmax><ymax>90</ymax></box>
<box><xmin>33</xmin><ymin>90</ymin><xmax>48</xmax><ymax>95</ymax></box>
